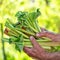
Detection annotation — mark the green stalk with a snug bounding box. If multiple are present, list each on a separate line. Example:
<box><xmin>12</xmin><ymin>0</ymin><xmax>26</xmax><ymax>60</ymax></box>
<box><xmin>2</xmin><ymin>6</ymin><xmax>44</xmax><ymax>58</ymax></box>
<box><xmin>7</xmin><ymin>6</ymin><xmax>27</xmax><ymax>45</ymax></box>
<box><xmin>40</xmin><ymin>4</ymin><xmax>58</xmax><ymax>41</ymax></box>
<box><xmin>22</xmin><ymin>16</ymin><xmax>38</xmax><ymax>33</ymax></box>
<box><xmin>9</xmin><ymin>28</ymin><xmax>29</xmax><ymax>38</ymax></box>
<box><xmin>27</xmin><ymin>15</ymin><xmax>39</xmax><ymax>31</ymax></box>
<box><xmin>10</xmin><ymin>41</ymin><xmax>60</xmax><ymax>47</ymax></box>
<box><xmin>25</xmin><ymin>15</ymin><xmax>33</xmax><ymax>27</ymax></box>
<box><xmin>9</xmin><ymin>29</ymin><xmax>20</xmax><ymax>37</ymax></box>
<box><xmin>7</xmin><ymin>18</ymin><xmax>14</xmax><ymax>26</ymax></box>
<box><xmin>28</xmin><ymin>14</ymin><xmax>40</xmax><ymax>32</ymax></box>
<box><xmin>11</xmin><ymin>28</ymin><xmax>29</xmax><ymax>38</ymax></box>
<box><xmin>7</xmin><ymin>31</ymin><xmax>19</xmax><ymax>37</ymax></box>
<box><xmin>26</xmin><ymin>15</ymin><xmax>38</xmax><ymax>31</ymax></box>
<box><xmin>5</xmin><ymin>21</ymin><xmax>29</xmax><ymax>38</ymax></box>
<box><xmin>3</xmin><ymin>38</ymin><xmax>9</xmax><ymax>42</ymax></box>
<box><xmin>26</xmin><ymin>16</ymin><xmax>36</xmax><ymax>31</ymax></box>
<box><xmin>34</xmin><ymin>20</ymin><xmax>41</xmax><ymax>32</ymax></box>
<box><xmin>23</xmin><ymin>39</ymin><xmax>51</xmax><ymax>42</ymax></box>
<box><xmin>24</xmin><ymin>41</ymin><xmax>60</xmax><ymax>47</ymax></box>
<box><xmin>15</xmin><ymin>28</ymin><xmax>35</xmax><ymax>36</ymax></box>
<box><xmin>25</xmin><ymin>21</ymin><xmax>38</xmax><ymax>32</ymax></box>
<box><xmin>0</xmin><ymin>23</ymin><xmax>6</xmax><ymax>60</ymax></box>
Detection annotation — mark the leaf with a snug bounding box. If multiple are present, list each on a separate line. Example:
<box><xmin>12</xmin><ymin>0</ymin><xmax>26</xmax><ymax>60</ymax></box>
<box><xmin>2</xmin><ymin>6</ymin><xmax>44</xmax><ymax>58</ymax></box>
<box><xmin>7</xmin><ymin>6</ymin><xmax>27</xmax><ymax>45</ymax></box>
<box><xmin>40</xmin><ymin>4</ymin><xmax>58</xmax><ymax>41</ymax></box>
<box><xmin>15</xmin><ymin>11</ymin><xmax>28</xmax><ymax>22</ymax></box>
<box><xmin>29</xmin><ymin>9</ymin><xmax>41</xmax><ymax>20</ymax></box>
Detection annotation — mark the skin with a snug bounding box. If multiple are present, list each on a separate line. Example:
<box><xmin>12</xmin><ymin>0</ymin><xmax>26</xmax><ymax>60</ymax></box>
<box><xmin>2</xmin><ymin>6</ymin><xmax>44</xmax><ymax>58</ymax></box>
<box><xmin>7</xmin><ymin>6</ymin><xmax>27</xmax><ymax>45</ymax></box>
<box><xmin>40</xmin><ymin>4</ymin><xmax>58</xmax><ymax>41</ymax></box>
<box><xmin>23</xmin><ymin>28</ymin><xmax>60</xmax><ymax>60</ymax></box>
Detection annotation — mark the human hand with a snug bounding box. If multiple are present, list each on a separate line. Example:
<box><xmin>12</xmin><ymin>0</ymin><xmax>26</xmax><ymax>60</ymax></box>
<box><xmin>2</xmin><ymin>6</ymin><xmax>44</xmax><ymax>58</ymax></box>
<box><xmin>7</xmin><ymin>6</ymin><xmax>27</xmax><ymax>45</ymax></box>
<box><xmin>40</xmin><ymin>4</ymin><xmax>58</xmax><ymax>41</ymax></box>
<box><xmin>23</xmin><ymin>28</ymin><xmax>60</xmax><ymax>60</ymax></box>
<box><xmin>36</xmin><ymin>27</ymin><xmax>60</xmax><ymax>42</ymax></box>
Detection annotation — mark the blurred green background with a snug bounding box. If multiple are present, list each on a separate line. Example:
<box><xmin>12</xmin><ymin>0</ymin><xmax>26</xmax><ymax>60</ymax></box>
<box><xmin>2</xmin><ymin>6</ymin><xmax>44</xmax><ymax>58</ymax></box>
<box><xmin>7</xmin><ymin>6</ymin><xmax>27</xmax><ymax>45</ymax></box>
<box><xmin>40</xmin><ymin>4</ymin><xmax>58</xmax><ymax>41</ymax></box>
<box><xmin>0</xmin><ymin>0</ymin><xmax>60</xmax><ymax>60</ymax></box>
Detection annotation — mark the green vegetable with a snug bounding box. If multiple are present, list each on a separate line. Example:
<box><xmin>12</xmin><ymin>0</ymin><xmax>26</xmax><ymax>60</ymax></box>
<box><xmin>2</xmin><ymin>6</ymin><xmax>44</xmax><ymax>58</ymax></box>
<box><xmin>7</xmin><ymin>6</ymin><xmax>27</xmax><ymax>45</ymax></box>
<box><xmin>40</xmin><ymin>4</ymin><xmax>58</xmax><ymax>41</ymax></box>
<box><xmin>4</xmin><ymin>9</ymin><xmax>60</xmax><ymax>52</ymax></box>
<box><xmin>4</xmin><ymin>9</ymin><xmax>41</xmax><ymax>51</ymax></box>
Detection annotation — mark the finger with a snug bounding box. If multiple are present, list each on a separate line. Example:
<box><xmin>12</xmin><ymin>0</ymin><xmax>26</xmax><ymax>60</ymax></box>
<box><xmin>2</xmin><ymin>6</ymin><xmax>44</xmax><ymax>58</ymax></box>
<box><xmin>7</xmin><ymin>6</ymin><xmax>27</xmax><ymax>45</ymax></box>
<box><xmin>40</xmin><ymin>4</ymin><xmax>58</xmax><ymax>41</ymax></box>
<box><xmin>36</xmin><ymin>32</ymin><xmax>46</xmax><ymax>37</ymax></box>
<box><xmin>36</xmin><ymin>31</ymin><xmax>56</xmax><ymax>41</ymax></box>
<box><xmin>30</xmin><ymin>36</ymin><xmax>44</xmax><ymax>52</ymax></box>
<box><xmin>23</xmin><ymin>46</ymin><xmax>37</xmax><ymax>58</ymax></box>
<box><xmin>23</xmin><ymin>46</ymin><xmax>33</xmax><ymax>50</ymax></box>
<box><xmin>44</xmin><ymin>52</ymin><xmax>60</xmax><ymax>60</ymax></box>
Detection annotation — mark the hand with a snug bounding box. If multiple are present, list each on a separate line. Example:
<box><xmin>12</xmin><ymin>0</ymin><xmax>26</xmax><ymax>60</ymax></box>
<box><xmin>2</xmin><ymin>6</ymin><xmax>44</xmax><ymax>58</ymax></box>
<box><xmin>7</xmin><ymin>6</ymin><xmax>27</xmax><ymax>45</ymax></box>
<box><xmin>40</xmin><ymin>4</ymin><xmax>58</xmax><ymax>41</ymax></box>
<box><xmin>36</xmin><ymin>27</ymin><xmax>60</xmax><ymax>42</ymax></box>
<box><xmin>23</xmin><ymin>28</ymin><xmax>60</xmax><ymax>60</ymax></box>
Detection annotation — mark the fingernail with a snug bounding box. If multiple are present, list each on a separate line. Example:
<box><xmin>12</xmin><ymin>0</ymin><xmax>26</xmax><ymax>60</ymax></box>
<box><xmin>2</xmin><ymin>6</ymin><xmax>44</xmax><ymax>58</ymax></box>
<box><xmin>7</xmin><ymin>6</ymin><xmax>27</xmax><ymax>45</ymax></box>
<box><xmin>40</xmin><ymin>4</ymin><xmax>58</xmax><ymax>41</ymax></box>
<box><xmin>36</xmin><ymin>33</ymin><xmax>40</xmax><ymax>37</ymax></box>
<box><xmin>30</xmin><ymin>36</ymin><xmax>34</xmax><ymax>40</ymax></box>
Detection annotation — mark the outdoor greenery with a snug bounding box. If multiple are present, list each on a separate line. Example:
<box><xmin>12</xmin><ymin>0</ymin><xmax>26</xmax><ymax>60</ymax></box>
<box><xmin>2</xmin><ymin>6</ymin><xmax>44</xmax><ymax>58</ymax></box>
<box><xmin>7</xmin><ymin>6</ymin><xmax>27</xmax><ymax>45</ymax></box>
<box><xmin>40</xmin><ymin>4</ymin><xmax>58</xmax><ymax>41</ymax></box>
<box><xmin>0</xmin><ymin>0</ymin><xmax>60</xmax><ymax>60</ymax></box>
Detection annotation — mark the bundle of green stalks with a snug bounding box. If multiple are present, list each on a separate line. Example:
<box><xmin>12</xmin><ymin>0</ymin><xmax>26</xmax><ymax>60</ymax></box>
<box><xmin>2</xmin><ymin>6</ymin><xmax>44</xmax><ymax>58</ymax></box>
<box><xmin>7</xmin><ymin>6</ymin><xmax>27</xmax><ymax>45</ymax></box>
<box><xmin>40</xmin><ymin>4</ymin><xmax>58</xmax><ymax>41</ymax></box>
<box><xmin>4</xmin><ymin>9</ymin><xmax>60</xmax><ymax>52</ymax></box>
